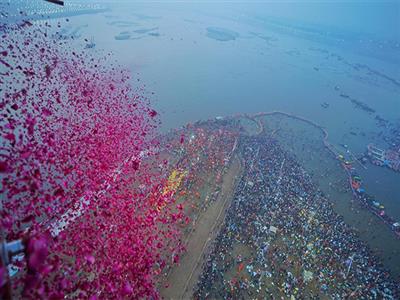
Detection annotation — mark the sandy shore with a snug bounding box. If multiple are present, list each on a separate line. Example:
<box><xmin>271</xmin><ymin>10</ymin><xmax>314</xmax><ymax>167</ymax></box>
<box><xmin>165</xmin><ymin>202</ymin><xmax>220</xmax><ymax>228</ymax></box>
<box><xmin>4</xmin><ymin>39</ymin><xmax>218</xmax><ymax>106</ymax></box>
<box><xmin>160</xmin><ymin>155</ymin><xmax>243</xmax><ymax>299</ymax></box>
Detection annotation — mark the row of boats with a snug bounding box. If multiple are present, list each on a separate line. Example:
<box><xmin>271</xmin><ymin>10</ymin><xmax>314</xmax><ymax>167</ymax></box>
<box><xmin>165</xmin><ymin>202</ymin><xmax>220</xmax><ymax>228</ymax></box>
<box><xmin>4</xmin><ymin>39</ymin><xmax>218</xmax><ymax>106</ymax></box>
<box><xmin>339</xmin><ymin>156</ymin><xmax>400</xmax><ymax>238</ymax></box>
<box><xmin>367</xmin><ymin>144</ymin><xmax>400</xmax><ymax>172</ymax></box>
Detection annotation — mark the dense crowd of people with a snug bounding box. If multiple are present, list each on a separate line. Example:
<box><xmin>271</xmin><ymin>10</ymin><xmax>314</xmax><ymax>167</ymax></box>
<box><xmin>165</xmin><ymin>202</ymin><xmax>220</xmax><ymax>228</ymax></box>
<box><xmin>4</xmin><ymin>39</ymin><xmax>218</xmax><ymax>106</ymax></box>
<box><xmin>194</xmin><ymin>134</ymin><xmax>399</xmax><ymax>299</ymax></box>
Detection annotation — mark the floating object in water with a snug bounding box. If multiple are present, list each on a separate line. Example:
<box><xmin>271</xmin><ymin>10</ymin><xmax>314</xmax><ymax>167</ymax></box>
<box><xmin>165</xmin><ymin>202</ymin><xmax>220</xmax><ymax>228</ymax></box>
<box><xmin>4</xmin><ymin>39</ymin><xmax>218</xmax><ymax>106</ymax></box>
<box><xmin>321</xmin><ymin>102</ymin><xmax>329</xmax><ymax>108</ymax></box>
<box><xmin>367</xmin><ymin>144</ymin><xmax>400</xmax><ymax>172</ymax></box>
<box><xmin>372</xmin><ymin>201</ymin><xmax>380</xmax><ymax>207</ymax></box>
<box><xmin>356</xmin><ymin>188</ymin><xmax>365</xmax><ymax>194</ymax></box>
<box><xmin>85</xmin><ymin>36</ymin><xmax>96</xmax><ymax>49</ymax></box>
<box><xmin>206</xmin><ymin>27</ymin><xmax>239</xmax><ymax>42</ymax></box>
<box><xmin>351</xmin><ymin>180</ymin><xmax>360</xmax><ymax>189</ymax></box>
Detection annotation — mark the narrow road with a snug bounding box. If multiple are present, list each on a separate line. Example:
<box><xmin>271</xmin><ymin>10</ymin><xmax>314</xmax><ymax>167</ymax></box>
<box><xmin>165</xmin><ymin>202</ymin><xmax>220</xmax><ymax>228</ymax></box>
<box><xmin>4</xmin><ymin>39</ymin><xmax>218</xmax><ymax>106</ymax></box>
<box><xmin>160</xmin><ymin>155</ymin><xmax>242</xmax><ymax>299</ymax></box>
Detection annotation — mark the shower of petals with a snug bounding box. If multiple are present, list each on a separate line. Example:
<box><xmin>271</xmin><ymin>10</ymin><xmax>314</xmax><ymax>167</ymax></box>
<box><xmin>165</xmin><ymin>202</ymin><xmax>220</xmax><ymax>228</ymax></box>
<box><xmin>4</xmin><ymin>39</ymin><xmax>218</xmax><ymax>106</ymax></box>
<box><xmin>0</xmin><ymin>15</ymin><xmax>185</xmax><ymax>299</ymax></box>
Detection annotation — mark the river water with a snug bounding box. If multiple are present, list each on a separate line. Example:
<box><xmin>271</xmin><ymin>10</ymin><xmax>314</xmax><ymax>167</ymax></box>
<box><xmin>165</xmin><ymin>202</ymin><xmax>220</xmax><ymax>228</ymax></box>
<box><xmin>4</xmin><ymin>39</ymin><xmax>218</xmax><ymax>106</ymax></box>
<box><xmin>258</xmin><ymin>114</ymin><xmax>400</xmax><ymax>278</ymax></box>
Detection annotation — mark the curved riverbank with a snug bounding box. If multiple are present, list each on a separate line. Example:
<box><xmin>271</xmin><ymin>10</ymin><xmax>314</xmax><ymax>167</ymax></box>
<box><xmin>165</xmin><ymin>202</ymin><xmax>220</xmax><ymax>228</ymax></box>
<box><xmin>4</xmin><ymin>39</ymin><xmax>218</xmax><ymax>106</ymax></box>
<box><xmin>239</xmin><ymin>111</ymin><xmax>399</xmax><ymax>239</ymax></box>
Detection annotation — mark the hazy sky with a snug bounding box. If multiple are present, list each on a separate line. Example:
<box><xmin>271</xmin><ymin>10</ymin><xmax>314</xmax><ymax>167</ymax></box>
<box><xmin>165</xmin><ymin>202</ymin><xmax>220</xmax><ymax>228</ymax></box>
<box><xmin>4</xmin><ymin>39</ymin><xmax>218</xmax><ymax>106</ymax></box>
<box><xmin>243</xmin><ymin>1</ymin><xmax>400</xmax><ymax>41</ymax></box>
<box><xmin>88</xmin><ymin>0</ymin><xmax>400</xmax><ymax>41</ymax></box>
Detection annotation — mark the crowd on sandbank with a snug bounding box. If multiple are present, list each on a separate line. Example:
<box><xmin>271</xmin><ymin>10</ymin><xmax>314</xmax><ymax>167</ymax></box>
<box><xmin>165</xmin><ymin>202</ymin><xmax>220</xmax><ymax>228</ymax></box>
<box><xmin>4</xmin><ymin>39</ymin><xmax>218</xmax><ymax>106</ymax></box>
<box><xmin>194</xmin><ymin>134</ymin><xmax>399</xmax><ymax>299</ymax></box>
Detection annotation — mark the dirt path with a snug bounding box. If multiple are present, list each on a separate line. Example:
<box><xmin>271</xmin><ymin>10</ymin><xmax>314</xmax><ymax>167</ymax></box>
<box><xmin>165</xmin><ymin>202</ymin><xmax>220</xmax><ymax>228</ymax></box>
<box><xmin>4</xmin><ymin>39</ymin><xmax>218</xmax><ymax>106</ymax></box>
<box><xmin>160</xmin><ymin>155</ymin><xmax>242</xmax><ymax>299</ymax></box>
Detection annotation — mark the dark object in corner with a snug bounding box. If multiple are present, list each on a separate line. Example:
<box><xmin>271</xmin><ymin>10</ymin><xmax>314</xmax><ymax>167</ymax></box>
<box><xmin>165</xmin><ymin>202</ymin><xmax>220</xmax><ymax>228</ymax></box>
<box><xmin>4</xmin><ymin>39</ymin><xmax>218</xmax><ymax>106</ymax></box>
<box><xmin>44</xmin><ymin>0</ymin><xmax>64</xmax><ymax>5</ymax></box>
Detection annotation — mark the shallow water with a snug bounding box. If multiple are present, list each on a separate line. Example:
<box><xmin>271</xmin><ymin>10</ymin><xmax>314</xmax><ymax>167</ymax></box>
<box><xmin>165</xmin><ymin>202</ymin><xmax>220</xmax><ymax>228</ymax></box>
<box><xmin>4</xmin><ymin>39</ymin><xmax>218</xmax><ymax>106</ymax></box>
<box><xmin>260</xmin><ymin>114</ymin><xmax>400</xmax><ymax>278</ymax></box>
<box><xmin>206</xmin><ymin>27</ymin><xmax>239</xmax><ymax>42</ymax></box>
